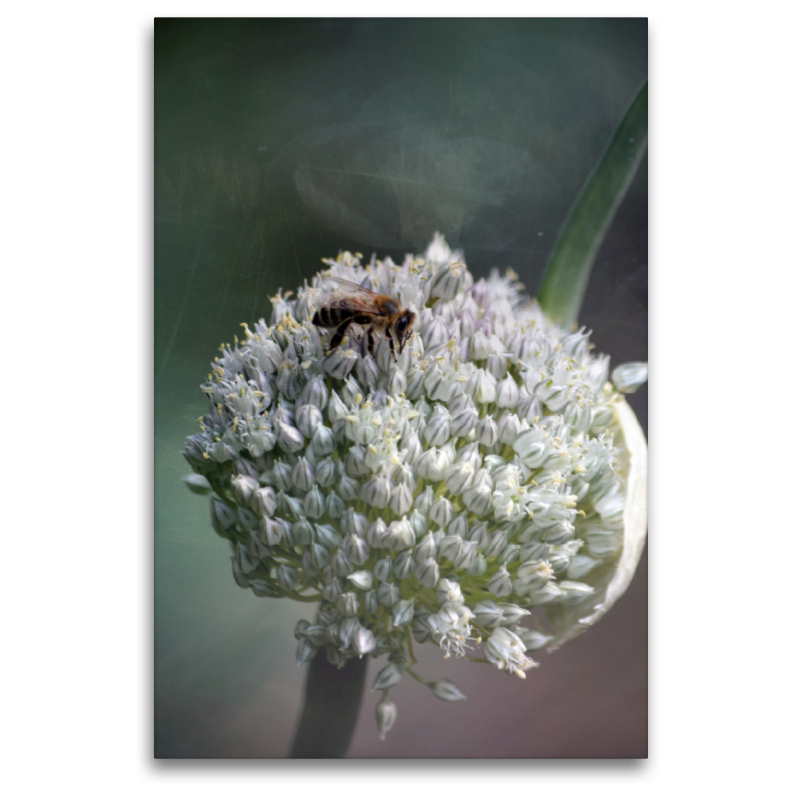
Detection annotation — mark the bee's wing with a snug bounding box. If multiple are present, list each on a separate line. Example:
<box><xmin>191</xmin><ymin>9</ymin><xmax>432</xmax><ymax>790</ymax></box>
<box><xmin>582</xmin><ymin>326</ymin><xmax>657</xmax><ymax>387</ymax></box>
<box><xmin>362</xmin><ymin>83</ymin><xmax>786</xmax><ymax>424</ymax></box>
<box><xmin>332</xmin><ymin>296</ymin><xmax>382</xmax><ymax>316</ymax></box>
<box><xmin>329</xmin><ymin>277</ymin><xmax>380</xmax><ymax>297</ymax></box>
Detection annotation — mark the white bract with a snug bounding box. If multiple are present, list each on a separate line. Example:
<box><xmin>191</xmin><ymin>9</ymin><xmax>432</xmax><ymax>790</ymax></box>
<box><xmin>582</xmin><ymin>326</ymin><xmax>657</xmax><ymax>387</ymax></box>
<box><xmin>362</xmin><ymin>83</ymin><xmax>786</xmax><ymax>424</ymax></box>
<box><xmin>183</xmin><ymin>234</ymin><xmax>648</xmax><ymax>738</ymax></box>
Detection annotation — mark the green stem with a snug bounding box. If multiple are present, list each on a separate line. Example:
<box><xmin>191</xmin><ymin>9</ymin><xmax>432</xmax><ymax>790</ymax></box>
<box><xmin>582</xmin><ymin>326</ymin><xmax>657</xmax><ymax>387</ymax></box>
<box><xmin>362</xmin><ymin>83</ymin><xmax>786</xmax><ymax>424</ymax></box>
<box><xmin>537</xmin><ymin>80</ymin><xmax>648</xmax><ymax>327</ymax></box>
<box><xmin>289</xmin><ymin>647</ymin><xmax>368</xmax><ymax>758</ymax></box>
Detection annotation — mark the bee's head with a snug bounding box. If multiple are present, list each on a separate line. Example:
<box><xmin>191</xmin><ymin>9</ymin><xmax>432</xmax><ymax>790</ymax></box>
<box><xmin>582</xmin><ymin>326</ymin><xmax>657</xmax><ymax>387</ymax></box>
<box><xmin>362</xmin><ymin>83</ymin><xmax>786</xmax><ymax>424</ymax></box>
<box><xmin>394</xmin><ymin>310</ymin><xmax>416</xmax><ymax>353</ymax></box>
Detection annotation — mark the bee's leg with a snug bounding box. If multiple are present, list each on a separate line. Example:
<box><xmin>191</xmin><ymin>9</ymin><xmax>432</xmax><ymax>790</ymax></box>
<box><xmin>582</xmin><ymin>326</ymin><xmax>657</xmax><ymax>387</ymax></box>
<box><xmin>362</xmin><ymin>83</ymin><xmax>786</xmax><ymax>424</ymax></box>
<box><xmin>387</xmin><ymin>329</ymin><xmax>397</xmax><ymax>362</ymax></box>
<box><xmin>366</xmin><ymin>327</ymin><xmax>376</xmax><ymax>358</ymax></box>
<box><xmin>327</xmin><ymin>321</ymin><xmax>351</xmax><ymax>353</ymax></box>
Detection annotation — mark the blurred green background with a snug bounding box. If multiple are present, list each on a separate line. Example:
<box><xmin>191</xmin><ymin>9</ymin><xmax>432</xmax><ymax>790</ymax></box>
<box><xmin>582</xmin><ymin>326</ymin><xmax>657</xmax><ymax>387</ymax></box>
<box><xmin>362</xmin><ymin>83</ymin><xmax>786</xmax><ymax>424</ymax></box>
<box><xmin>155</xmin><ymin>18</ymin><xmax>647</xmax><ymax>759</ymax></box>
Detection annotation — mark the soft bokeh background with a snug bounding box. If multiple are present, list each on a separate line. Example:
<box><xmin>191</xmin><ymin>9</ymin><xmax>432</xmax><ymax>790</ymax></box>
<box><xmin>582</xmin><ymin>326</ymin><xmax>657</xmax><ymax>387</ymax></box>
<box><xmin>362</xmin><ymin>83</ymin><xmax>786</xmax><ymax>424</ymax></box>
<box><xmin>155</xmin><ymin>18</ymin><xmax>647</xmax><ymax>759</ymax></box>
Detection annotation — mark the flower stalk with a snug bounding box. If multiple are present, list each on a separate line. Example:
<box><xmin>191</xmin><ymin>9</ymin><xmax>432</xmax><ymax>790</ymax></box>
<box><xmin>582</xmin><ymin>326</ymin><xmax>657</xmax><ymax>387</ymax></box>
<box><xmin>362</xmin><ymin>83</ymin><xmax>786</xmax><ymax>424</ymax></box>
<box><xmin>537</xmin><ymin>81</ymin><xmax>648</xmax><ymax>327</ymax></box>
<box><xmin>289</xmin><ymin>646</ymin><xmax>368</xmax><ymax>758</ymax></box>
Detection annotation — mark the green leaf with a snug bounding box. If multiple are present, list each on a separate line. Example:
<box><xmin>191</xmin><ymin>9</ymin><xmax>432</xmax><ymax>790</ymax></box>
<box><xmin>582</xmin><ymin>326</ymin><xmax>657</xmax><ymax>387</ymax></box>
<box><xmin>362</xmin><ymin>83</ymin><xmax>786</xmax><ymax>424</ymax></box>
<box><xmin>537</xmin><ymin>80</ymin><xmax>648</xmax><ymax>327</ymax></box>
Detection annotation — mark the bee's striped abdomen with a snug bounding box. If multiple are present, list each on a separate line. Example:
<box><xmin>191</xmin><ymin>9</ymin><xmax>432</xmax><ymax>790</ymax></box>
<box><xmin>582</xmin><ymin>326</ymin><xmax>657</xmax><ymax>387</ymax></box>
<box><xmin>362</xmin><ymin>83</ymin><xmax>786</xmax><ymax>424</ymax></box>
<box><xmin>313</xmin><ymin>306</ymin><xmax>347</xmax><ymax>328</ymax></box>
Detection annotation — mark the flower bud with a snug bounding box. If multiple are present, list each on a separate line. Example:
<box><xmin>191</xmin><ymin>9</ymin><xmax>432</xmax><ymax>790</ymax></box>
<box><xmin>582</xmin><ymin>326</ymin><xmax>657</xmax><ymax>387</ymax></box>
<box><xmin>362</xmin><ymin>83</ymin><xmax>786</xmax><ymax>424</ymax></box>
<box><xmin>438</xmin><ymin>535</ymin><xmax>463</xmax><ymax>563</ymax></box>
<box><xmin>373</xmin><ymin>664</ymin><xmax>404</xmax><ymax>693</ymax></box>
<box><xmin>322</xmin><ymin>577</ymin><xmax>344</xmax><ymax>603</ymax></box>
<box><xmin>468</xmin><ymin>521</ymin><xmax>490</xmax><ymax>549</ymax></box>
<box><xmin>567</xmin><ymin>554</ymin><xmax>601</xmax><ymax>579</ymax></box>
<box><xmin>338</xmin><ymin>475</ymin><xmax>361</xmax><ymax>502</ymax></box>
<box><xmin>276</xmin><ymin>564</ymin><xmax>299</xmax><ymax>592</ymax></box>
<box><xmin>325</xmin><ymin>491</ymin><xmax>346</xmax><ymax>518</ymax></box>
<box><xmin>276</xmin><ymin>422</ymin><xmax>304</xmax><ymax>453</ymax></box>
<box><xmin>343</xmin><ymin>445</ymin><xmax>367</xmax><ymax>477</ymax></box>
<box><xmin>353</xmin><ymin>625</ymin><xmax>376</xmax><ymax>656</ymax></box>
<box><xmin>336</xmin><ymin>592</ymin><xmax>360</xmax><ymax>617</ymax></box>
<box><xmin>366</xmin><ymin>518</ymin><xmax>387</xmax><ymax>548</ymax></box>
<box><xmin>298</xmin><ymin>375</ymin><xmax>328</xmax><ymax>409</ymax></box>
<box><xmin>431</xmin><ymin>260</ymin><xmax>470</xmax><ymax>301</ymax></box>
<box><xmin>496</xmin><ymin>375</ymin><xmax>519</xmax><ymax>408</ymax></box>
<box><xmin>343</xmin><ymin>534</ymin><xmax>370</xmax><ymax>566</ymax></box>
<box><xmin>452</xmin><ymin>540</ymin><xmax>477</xmax><ymax>570</ymax></box>
<box><xmin>269</xmin><ymin>460</ymin><xmax>293</xmax><ymax>492</ymax></box>
<box><xmin>462</xmin><ymin>469</ymin><xmax>493</xmax><ymax>515</ymax></box>
<box><xmin>424</xmin><ymin>408</ymin><xmax>451</xmax><ymax>446</ymax></box>
<box><xmin>364</xmin><ymin>590</ymin><xmax>380</xmax><ymax>614</ymax></box>
<box><xmin>251</xmin><ymin>486</ymin><xmax>277</xmax><ymax>517</ymax></box>
<box><xmin>497</xmin><ymin>413</ymin><xmax>522</xmax><ymax>445</ymax></box>
<box><xmin>517</xmin><ymin>628</ymin><xmax>553</xmax><ymax>651</ymax></box>
<box><xmin>415</xmin><ymin>447</ymin><xmax>449</xmax><ymax>481</ymax></box>
<box><xmin>259</xmin><ymin>517</ymin><xmax>283</xmax><ymax>546</ymax></box>
<box><xmin>361</xmin><ymin>475</ymin><xmax>391</xmax><ymax>509</ymax></box>
<box><xmin>467</xmin><ymin>368</ymin><xmax>497</xmax><ymax>403</ymax></box>
<box><xmin>182</xmin><ymin>474</ymin><xmax>212</xmax><ymax>495</ymax></box>
<box><xmin>528</xmin><ymin>581</ymin><xmax>564</xmax><ymax>605</ymax></box>
<box><xmin>295</xmin><ymin>404</ymin><xmax>323</xmax><ymax>439</ymax></box>
<box><xmin>392</xmin><ymin>598</ymin><xmax>415</xmax><ymax>626</ymax></box>
<box><xmin>238</xmin><ymin>507</ymin><xmax>258</xmax><ymax>531</ymax></box>
<box><xmin>388</xmin><ymin>366</ymin><xmax>407</xmax><ymax>395</ymax></box>
<box><xmin>473</xmin><ymin>600</ymin><xmax>504</xmax><ymax>628</ymax></box>
<box><xmin>348</xmin><ymin>570</ymin><xmax>373</xmax><ymax>591</ymax></box>
<box><xmin>611</xmin><ymin>361</ymin><xmax>648</xmax><ymax>394</ymax></box>
<box><xmin>519</xmin><ymin>539</ymin><xmax>548</xmax><ymax>561</ymax></box>
<box><xmin>235</xmin><ymin>543</ymin><xmax>257</xmax><ymax>576</ymax></box>
<box><xmin>487</xmin><ymin>565</ymin><xmax>513</xmax><ymax>597</ymax></box>
<box><xmin>337</xmin><ymin>616</ymin><xmax>360</xmax><ymax>647</ymax></box>
<box><xmin>231</xmin><ymin>555</ymin><xmax>250</xmax><ymax>588</ymax></box>
<box><xmin>558</xmin><ymin>581</ymin><xmax>595</xmax><ymax>605</ymax></box>
<box><xmin>290</xmin><ymin>519</ymin><xmax>313</xmax><ymax>546</ymax></box>
<box><xmin>475</xmin><ymin>416</ymin><xmax>498</xmax><ymax>447</ymax></box>
<box><xmin>307</xmin><ymin>543</ymin><xmax>331</xmax><ymax>571</ymax></box>
<box><xmin>231</xmin><ymin>474</ymin><xmax>259</xmax><ymax>506</ymax></box>
<box><xmin>326</xmin><ymin>390</ymin><xmax>348</xmax><ymax>423</ymax></box>
<box><xmin>485</xmin><ymin>530</ymin><xmax>508</xmax><ymax>558</ymax></box>
<box><xmin>414</xmin><ymin>558</ymin><xmax>440</xmax><ymax>588</ymax></box>
<box><xmin>414</xmin><ymin>485</ymin><xmax>435</xmax><ymax>515</ymax></box>
<box><xmin>467</xmin><ymin>553</ymin><xmax>487</xmax><ymax>576</ymax></box>
<box><xmin>412</xmin><ymin>615</ymin><xmax>435</xmax><ymax>643</ymax></box>
<box><xmin>450</xmin><ymin>405</ymin><xmax>478</xmax><ymax>438</ymax></box>
<box><xmin>377</xmin><ymin>582</ymin><xmax>400</xmax><ymax>607</ymax></box>
<box><xmin>392</xmin><ymin>550</ymin><xmax>415</xmax><ymax>580</ymax></box>
<box><xmin>314</xmin><ymin>457</ymin><xmax>337</xmax><ymax>487</ymax></box>
<box><xmin>431</xmin><ymin>679</ymin><xmax>467</xmax><ymax>702</ymax></box>
<box><xmin>356</xmin><ymin>353</ymin><xmax>380</xmax><ymax>389</ymax></box>
<box><xmin>296</xmin><ymin>638</ymin><xmax>317</xmax><ymax>666</ymax></box>
<box><xmin>442</xmin><ymin>462</ymin><xmax>473</xmax><ymax>496</ymax></box>
<box><xmin>292</xmin><ymin>457</ymin><xmax>315</xmax><ymax>492</ymax></box>
<box><xmin>303</xmin><ymin>485</ymin><xmax>326</xmax><ymax>519</ymax></box>
<box><xmin>429</xmin><ymin>496</ymin><xmax>454</xmax><ymax>528</ymax></box>
<box><xmin>210</xmin><ymin>498</ymin><xmax>237</xmax><ymax>532</ymax></box>
<box><xmin>310</xmin><ymin>424</ymin><xmax>336</xmax><ymax>456</ymax></box>
<box><xmin>375</xmin><ymin>699</ymin><xmax>397</xmax><ymax>740</ymax></box>
<box><xmin>414</xmin><ymin>532</ymin><xmax>438</xmax><ymax>562</ymax></box>
<box><xmin>384</xmin><ymin>517</ymin><xmax>415</xmax><ymax>551</ymax></box>
<box><xmin>331</xmin><ymin>550</ymin><xmax>353</xmax><ymax>578</ymax></box>
<box><xmin>389</xmin><ymin>482</ymin><xmax>413</xmax><ymax>516</ymax></box>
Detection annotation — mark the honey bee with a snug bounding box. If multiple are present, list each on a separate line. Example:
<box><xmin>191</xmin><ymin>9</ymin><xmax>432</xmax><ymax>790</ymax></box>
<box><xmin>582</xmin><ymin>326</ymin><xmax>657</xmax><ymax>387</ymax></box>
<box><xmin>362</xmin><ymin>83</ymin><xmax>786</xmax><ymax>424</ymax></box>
<box><xmin>312</xmin><ymin>278</ymin><xmax>416</xmax><ymax>362</ymax></box>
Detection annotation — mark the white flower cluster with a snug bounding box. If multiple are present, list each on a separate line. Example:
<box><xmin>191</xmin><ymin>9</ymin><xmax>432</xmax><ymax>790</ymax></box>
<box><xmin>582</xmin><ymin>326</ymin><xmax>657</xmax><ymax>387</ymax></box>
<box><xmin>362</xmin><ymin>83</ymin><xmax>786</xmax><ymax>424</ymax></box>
<box><xmin>183</xmin><ymin>234</ymin><xmax>646</xmax><ymax>735</ymax></box>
